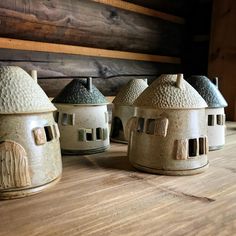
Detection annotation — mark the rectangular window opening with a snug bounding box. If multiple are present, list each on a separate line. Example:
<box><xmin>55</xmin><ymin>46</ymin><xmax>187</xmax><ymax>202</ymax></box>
<box><xmin>199</xmin><ymin>137</ymin><xmax>205</xmax><ymax>155</ymax></box>
<box><xmin>146</xmin><ymin>119</ymin><xmax>155</xmax><ymax>135</ymax></box>
<box><xmin>86</xmin><ymin>129</ymin><xmax>93</xmax><ymax>141</ymax></box>
<box><xmin>189</xmin><ymin>139</ymin><xmax>197</xmax><ymax>157</ymax></box>
<box><xmin>137</xmin><ymin>118</ymin><xmax>145</xmax><ymax>133</ymax></box>
<box><xmin>96</xmin><ymin>128</ymin><xmax>103</xmax><ymax>140</ymax></box>
<box><xmin>44</xmin><ymin>126</ymin><xmax>54</xmax><ymax>142</ymax></box>
<box><xmin>62</xmin><ymin>113</ymin><xmax>74</xmax><ymax>126</ymax></box>
<box><xmin>54</xmin><ymin>112</ymin><xmax>59</xmax><ymax>123</ymax></box>
<box><xmin>208</xmin><ymin>115</ymin><xmax>215</xmax><ymax>126</ymax></box>
<box><xmin>217</xmin><ymin>114</ymin><xmax>224</xmax><ymax>125</ymax></box>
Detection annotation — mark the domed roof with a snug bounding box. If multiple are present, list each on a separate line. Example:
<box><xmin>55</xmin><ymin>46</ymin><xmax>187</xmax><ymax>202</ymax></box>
<box><xmin>113</xmin><ymin>79</ymin><xmax>148</xmax><ymax>105</ymax></box>
<box><xmin>186</xmin><ymin>75</ymin><xmax>227</xmax><ymax>108</ymax></box>
<box><xmin>0</xmin><ymin>66</ymin><xmax>56</xmax><ymax>114</ymax></box>
<box><xmin>53</xmin><ymin>78</ymin><xmax>108</xmax><ymax>105</ymax></box>
<box><xmin>134</xmin><ymin>74</ymin><xmax>207</xmax><ymax>109</ymax></box>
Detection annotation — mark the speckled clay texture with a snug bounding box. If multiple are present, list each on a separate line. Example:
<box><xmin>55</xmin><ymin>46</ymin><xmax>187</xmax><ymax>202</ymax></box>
<box><xmin>113</xmin><ymin>79</ymin><xmax>148</xmax><ymax>105</ymax></box>
<box><xmin>186</xmin><ymin>75</ymin><xmax>228</xmax><ymax>108</ymax></box>
<box><xmin>134</xmin><ymin>74</ymin><xmax>207</xmax><ymax>109</ymax></box>
<box><xmin>0</xmin><ymin>66</ymin><xmax>56</xmax><ymax>114</ymax></box>
<box><xmin>53</xmin><ymin>79</ymin><xmax>108</xmax><ymax>105</ymax></box>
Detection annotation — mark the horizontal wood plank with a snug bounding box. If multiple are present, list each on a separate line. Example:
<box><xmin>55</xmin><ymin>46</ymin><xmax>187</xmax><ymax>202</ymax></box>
<box><xmin>0</xmin><ymin>122</ymin><xmax>236</xmax><ymax>235</ymax></box>
<box><xmin>0</xmin><ymin>38</ymin><xmax>181</xmax><ymax>64</ymax></box>
<box><xmin>0</xmin><ymin>0</ymin><xmax>184</xmax><ymax>55</ymax></box>
<box><xmin>92</xmin><ymin>0</ymin><xmax>185</xmax><ymax>24</ymax></box>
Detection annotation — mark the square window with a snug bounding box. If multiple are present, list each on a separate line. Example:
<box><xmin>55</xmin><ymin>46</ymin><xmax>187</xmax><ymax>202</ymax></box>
<box><xmin>137</xmin><ymin>118</ymin><xmax>144</xmax><ymax>132</ymax></box>
<box><xmin>208</xmin><ymin>115</ymin><xmax>215</xmax><ymax>126</ymax></box>
<box><xmin>188</xmin><ymin>139</ymin><xmax>197</xmax><ymax>157</ymax></box>
<box><xmin>146</xmin><ymin>119</ymin><xmax>155</xmax><ymax>135</ymax></box>
<box><xmin>54</xmin><ymin>111</ymin><xmax>59</xmax><ymax>123</ymax></box>
<box><xmin>61</xmin><ymin>113</ymin><xmax>75</xmax><ymax>126</ymax></box>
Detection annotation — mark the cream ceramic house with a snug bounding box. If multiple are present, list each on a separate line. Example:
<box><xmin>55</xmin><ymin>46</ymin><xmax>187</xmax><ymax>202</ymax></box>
<box><xmin>127</xmin><ymin>74</ymin><xmax>209</xmax><ymax>175</ymax></box>
<box><xmin>111</xmin><ymin>79</ymin><xmax>148</xmax><ymax>143</ymax></box>
<box><xmin>0</xmin><ymin>66</ymin><xmax>62</xmax><ymax>199</ymax></box>
<box><xmin>187</xmin><ymin>76</ymin><xmax>228</xmax><ymax>150</ymax></box>
<box><xmin>53</xmin><ymin>78</ymin><xmax>110</xmax><ymax>155</ymax></box>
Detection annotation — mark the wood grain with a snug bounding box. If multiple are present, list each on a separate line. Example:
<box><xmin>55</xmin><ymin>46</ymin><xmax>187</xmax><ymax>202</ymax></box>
<box><xmin>0</xmin><ymin>122</ymin><xmax>236</xmax><ymax>235</ymax></box>
<box><xmin>0</xmin><ymin>48</ymin><xmax>181</xmax><ymax>96</ymax></box>
<box><xmin>0</xmin><ymin>0</ymin><xmax>184</xmax><ymax>55</ymax></box>
<box><xmin>0</xmin><ymin>37</ymin><xmax>181</xmax><ymax>64</ymax></box>
<box><xmin>92</xmin><ymin>0</ymin><xmax>185</xmax><ymax>24</ymax></box>
<box><xmin>208</xmin><ymin>0</ymin><xmax>236</xmax><ymax>120</ymax></box>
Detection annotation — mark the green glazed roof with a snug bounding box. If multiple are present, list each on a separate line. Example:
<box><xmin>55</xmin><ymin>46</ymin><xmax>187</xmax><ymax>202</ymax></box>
<box><xmin>134</xmin><ymin>74</ymin><xmax>207</xmax><ymax>109</ymax></box>
<box><xmin>186</xmin><ymin>75</ymin><xmax>228</xmax><ymax>108</ymax></box>
<box><xmin>53</xmin><ymin>79</ymin><xmax>108</xmax><ymax>105</ymax></box>
<box><xmin>0</xmin><ymin>66</ymin><xmax>56</xmax><ymax>114</ymax></box>
<box><xmin>113</xmin><ymin>79</ymin><xmax>148</xmax><ymax>105</ymax></box>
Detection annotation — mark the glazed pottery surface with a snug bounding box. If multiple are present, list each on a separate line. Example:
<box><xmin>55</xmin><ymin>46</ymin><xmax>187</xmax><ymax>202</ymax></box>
<box><xmin>111</xmin><ymin>79</ymin><xmax>148</xmax><ymax>143</ymax></box>
<box><xmin>0</xmin><ymin>66</ymin><xmax>62</xmax><ymax>199</ymax></box>
<box><xmin>128</xmin><ymin>74</ymin><xmax>209</xmax><ymax>175</ymax></box>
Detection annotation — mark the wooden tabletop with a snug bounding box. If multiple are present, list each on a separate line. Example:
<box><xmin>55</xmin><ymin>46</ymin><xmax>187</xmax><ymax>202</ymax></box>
<box><xmin>1</xmin><ymin>123</ymin><xmax>236</xmax><ymax>236</ymax></box>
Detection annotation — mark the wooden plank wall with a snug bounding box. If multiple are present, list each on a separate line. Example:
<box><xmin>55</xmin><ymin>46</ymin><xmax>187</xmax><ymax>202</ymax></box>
<box><xmin>0</xmin><ymin>0</ymin><xmax>187</xmax><ymax>96</ymax></box>
<box><xmin>208</xmin><ymin>0</ymin><xmax>236</xmax><ymax>120</ymax></box>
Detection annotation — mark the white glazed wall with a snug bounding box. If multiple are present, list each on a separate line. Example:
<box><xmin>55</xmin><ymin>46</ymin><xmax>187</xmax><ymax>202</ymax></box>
<box><xmin>55</xmin><ymin>104</ymin><xmax>109</xmax><ymax>151</ymax></box>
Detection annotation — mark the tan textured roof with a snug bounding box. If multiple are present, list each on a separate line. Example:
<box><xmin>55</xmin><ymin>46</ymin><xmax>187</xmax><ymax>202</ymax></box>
<box><xmin>113</xmin><ymin>79</ymin><xmax>148</xmax><ymax>105</ymax></box>
<box><xmin>134</xmin><ymin>74</ymin><xmax>207</xmax><ymax>109</ymax></box>
<box><xmin>0</xmin><ymin>66</ymin><xmax>56</xmax><ymax>114</ymax></box>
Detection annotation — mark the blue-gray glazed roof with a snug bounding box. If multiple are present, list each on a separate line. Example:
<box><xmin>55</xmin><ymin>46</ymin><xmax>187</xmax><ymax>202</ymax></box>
<box><xmin>53</xmin><ymin>79</ymin><xmax>108</xmax><ymax>105</ymax></box>
<box><xmin>186</xmin><ymin>75</ymin><xmax>227</xmax><ymax>108</ymax></box>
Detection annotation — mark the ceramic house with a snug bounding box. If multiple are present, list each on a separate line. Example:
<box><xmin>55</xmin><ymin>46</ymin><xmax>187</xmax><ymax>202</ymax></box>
<box><xmin>111</xmin><ymin>79</ymin><xmax>148</xmax><ymax>143</ymax></box>
<box><xmin>53</xmin><ymin>78</ymin><xmax>110</xmax><ymax>155</ymax></box>
<box><xmin>127</xmin><ymin>74</ymin><xmax>209</xmax><ymax>175</ymax></box>
<box><xmin>187</xmin><ymin>76</ymin><xmax>228</xmax><ymax>150</ymax></box>
<box><xmin>0</xmin><ymin>66</ymin><xmax>62</xmax><ymax>199</ymax></box>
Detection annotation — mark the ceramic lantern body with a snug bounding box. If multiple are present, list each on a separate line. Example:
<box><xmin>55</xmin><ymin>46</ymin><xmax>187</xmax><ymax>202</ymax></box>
<box><xmin>128</xmin><ymin>74</ymin><xmax>209</xmax><ymax>175</ymax></box>
<box><xmin>0</xmin><ymin>66</ymin><xmax>62</xmax><ymax>199</ymax></box>
<box><xmin>53</xmin><ymin>78</ymin><xmax>110</xmax><ymax>155</ymax></box>
<box><xmin>54</xmin><ymin>104</ymin><xmax>109</xmax><ymax>154</ymax></box>
<box><xmin>111</xmin><ymin>79</ymin><xmax>148</xmax><ymax>143</ymax></box>
<box><xmin>187</xmin><ymin>76</ymin><xmax>228</xmax><ymax>150</ymax></box>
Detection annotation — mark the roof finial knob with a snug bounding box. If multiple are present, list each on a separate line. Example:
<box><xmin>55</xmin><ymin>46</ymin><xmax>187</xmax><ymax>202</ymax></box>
<box><xmin>87</xmin><ymin>77</ymin><xmax>93</xmax><ymax>92</ymax></box>
<box><xmin>31</xmin><ymin>70</ymin><xmax>37</xmax><ymax>83</ymax></box>
<box><xmin>212</xmin><ymin>77</ymin><xmax>219</xmax><ymax>89</ymax></box>
<box><xmin>176</xmin><ymin>73</ymin><xmax>184</xmax><ymax>89</ymax></box>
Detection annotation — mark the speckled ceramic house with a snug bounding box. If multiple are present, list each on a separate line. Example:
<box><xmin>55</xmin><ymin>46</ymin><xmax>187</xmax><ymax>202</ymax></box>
<box><xmin>110</xmin><ymin>79</ymin><xmax>148</xmax><ymax>143</ymax></box>
<box><xmin>53</xmin><ymin>78</ymin><xmax>110</xmax><ymax>154</ymax></box>
<box><xmin>127</xmin><ymin>74</ymin><xmax>209</xmax><ymax>175</ymax></box>
<box><xmin>187</xmin><ymin>76</ymin><xmax>228</xmax><ymax>150</ymax></box>
<box><xmin>0</xmin><ymin>66</ymin><xmax>62</xmax><ymax>199</ymax></box>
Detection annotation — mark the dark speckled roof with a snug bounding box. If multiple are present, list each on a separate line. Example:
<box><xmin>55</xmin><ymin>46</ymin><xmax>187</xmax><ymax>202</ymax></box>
<box><xmin>186</xmin><ymin>75</ymin><xmax>227</xmax><ymax>108</ymax></box>
<box><xmin>52</xmin><ymin>79</ymin><xmax>108</xmax><ymax>105</ymax></box>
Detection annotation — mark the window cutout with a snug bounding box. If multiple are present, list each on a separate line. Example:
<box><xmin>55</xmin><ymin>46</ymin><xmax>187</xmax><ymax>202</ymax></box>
<box><xmin>86</xmin><ymin>129</ymin><xmax>93</xmax><ymax>141</ymax></box>
<box><xmin>199</xmin><ymin>137</ymin><xmax>206</xmax><ymax>155</ymax></box>
<box><xmin>96</xmin><ymin>128</ymin><xmax>102</xmax><ymax>140</ymax></box>
<box><xmin>208</xmin><ymin>115</ymin><xmax>215</xmax><ymax>126</ymax></box>
<box><xmin>111</xmin><ymin>117</ymin><xmax>123</xmax><ymax>139</ymax></box>
<box><xmin>188</xmin><ymin>139</ymin><xmax>197</xmax><ymax>157</ymax></box>
<box><xmin>217</xmin><ymin>114</ymin><xmax>224</xmax><ymax>125</ymax></box>
<box><xmin>44</xmin><ymin>126</ymin><xmax>54</xmax><ymax>142</ymax></box>
<box><xmin>146</xmin><ymin>119</ymin><xmax>155</xmax><ymax>135</ymax></box>
<box><xmin>78</xmin><ymin>129</ymin><xmax>85</xmax><ymax>141</ymax></box>
<box><xmin>137</xmin><ymin>118</ymin><xmax>144</xmax><ymax>132</ymax></box>
<box><xmin>54</xmin><ymin>112</ymin><xmax>59</xmax><ymax>123</ymax></box>
<box><xmin>61</xmin><ymin>113</ymin><xmax>75</xmax><ymax>126</ymax></box>
<box><xmin>103</xmin><ymin>128</ymin><xmax>108</xmax><ymax>140</ymax></box>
